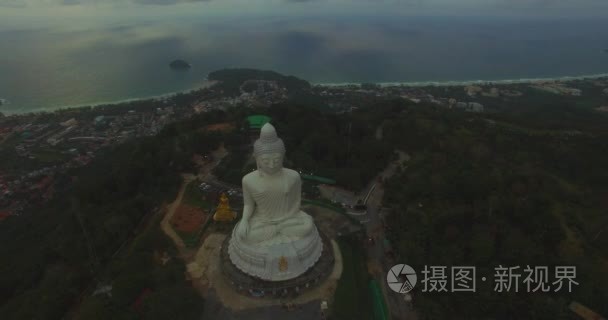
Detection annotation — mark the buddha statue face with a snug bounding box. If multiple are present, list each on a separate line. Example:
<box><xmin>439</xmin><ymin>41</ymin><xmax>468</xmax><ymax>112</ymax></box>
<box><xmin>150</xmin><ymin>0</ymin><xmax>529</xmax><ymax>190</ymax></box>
<box><xmin>256</xmin><ymin>152</ymin><xmax>283</xmax><ymax>175</ymax></box>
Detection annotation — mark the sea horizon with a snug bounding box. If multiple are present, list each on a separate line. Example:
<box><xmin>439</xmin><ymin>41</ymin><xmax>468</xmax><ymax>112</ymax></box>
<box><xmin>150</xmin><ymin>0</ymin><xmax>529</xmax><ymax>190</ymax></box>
<box><xmin>2</xmin><ymin>3</ymin><xmax>608</xmax><ymax>114</ymax></box>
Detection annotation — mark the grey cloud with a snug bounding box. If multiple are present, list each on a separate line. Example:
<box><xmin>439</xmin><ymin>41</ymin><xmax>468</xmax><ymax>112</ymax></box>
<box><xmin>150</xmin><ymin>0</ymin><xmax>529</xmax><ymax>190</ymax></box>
<box><xmin>0</xmin><ymin>0</ymin><xmax>211</xmax><ymax>7</ymax></box>
<box><xmin>2</xmin><ymin>0</ymin><xmax>608</xmax><ymax>10</ymax></box>
<box><xmin>132</xmin><ymin>0</ymin><xmax>211</xmax><ymax>5</ymax></box>
<box><xmin>61</xmin><ymin>0</ymin><xmax>81</xmax><ymax>5</ymax></box>
<box><xmin>0</xmin><ymin>0</ymin><xmax>26</xmax><ymax>7</ymax></box>
<box><xmin>490</xmin><ymin>0</ymin><xmax>608</xmax><ymax>7</ymax></box>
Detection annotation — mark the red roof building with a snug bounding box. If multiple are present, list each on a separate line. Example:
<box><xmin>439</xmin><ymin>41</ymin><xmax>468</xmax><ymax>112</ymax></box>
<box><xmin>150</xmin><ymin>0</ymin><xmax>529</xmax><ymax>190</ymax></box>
<box><xmin>0</xmin><ymin>211</ymin><xmax>11</xmax><ymax>222</ymax></box>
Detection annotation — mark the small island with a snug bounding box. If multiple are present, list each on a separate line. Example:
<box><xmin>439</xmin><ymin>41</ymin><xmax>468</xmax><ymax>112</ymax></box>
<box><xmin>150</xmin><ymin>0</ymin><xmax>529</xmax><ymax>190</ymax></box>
<box><xmin>169</xmin><ymin>59</ymin><xmax>191</xmax><ymax>70</ymax></box>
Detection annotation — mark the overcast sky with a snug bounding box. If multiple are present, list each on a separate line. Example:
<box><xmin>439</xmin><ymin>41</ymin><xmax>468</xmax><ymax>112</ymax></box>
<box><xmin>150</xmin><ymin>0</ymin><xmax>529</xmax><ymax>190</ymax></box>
<box><xmin>2</xmin><ymin>0</ymin><xmax>608</xmax><ymax>14</ymax></box>
<box><xmin>0</xmin><ymin>0</ymin><xmax>607</xmax><ymax>35</ymax></box>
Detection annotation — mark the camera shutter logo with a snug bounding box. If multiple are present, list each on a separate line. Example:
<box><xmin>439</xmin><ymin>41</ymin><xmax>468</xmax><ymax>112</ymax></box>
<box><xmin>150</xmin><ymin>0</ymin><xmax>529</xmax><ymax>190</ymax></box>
<box><xmin>387</xmin><ymin>264</ymin><xmax>417</xmax><ymax>293</ymax></box>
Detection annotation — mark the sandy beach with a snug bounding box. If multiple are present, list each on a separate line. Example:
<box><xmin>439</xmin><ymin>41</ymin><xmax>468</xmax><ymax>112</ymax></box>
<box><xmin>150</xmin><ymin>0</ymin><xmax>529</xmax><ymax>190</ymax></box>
<box><xmin>317</xmin><ymin>72</ymin><xmax>608</xmax><ymax>88</ymax></box>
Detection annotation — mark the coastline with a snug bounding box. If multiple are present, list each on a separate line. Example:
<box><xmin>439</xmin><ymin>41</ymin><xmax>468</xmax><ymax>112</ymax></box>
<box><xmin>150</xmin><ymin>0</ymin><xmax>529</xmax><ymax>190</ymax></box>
<box><xmin>315</xmin><ymin>72</ymin><xmax>608</xmax><ymax>87</ymax></box>
<box><xmin>4</xmin><ymin>72</ymin><xmax>608</xmax><ymax>116</ymax></box>
<box><xmin>2</xmin><ymin>80</ymin><xmax>217</xmax><ymax>116</ymax></box>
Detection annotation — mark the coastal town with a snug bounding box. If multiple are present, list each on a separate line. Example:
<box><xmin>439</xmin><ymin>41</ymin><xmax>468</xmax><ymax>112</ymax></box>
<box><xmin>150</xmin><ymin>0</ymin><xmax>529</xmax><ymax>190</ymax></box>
<box><xmin>2</xmin><ymin>74</ymin><xmax>608</xmax><ymax>222</ymax></box>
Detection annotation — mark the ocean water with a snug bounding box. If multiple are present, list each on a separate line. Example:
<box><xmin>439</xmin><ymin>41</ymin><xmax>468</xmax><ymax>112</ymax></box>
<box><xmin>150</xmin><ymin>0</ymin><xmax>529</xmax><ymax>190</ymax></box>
<box><xmin>1</xmin><ymin>1</ymin><xmax>608</xmax><ymax>114</ymax></box>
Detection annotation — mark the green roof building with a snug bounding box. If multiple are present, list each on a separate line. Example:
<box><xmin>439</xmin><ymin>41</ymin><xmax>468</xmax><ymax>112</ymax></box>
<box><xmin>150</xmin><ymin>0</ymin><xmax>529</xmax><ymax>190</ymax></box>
<box><xmin>246</xmin><ymin>115</ymin><xmax>271</xmax><ymax>130</ymax></box>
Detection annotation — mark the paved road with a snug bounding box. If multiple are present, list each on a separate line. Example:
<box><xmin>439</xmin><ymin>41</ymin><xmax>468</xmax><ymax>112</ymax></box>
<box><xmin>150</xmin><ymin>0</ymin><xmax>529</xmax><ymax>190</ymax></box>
<box><xmin>366</xmin><ymin>190</ymin><xmax>412</xmax><ymax>320</ymax></box>
<box><xmin>362</xmin><ymin>151</ymin><xmax>414</xmax><ymax>320</ymax></box>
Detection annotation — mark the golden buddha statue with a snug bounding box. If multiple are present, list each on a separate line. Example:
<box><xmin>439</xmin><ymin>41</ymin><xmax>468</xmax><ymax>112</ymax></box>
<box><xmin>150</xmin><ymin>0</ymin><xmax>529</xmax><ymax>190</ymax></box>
<box><xmin>213</xmin><ymin>192</ymin><xmax>236</xmax><ymax>222</ymax></box>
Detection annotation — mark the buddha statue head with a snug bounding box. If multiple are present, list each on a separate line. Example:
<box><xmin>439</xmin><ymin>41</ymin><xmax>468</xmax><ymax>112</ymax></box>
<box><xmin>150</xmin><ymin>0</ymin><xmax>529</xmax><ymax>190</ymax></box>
<box><xmin>253</xmin><ymin>123</ymin><xmax>285</xmax><ymax>175</ymax></box>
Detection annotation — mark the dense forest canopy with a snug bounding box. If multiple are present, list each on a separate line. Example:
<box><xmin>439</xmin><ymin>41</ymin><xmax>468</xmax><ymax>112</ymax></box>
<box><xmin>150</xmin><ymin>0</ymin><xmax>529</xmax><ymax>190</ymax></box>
<box><xmin>208</xmin><ymin>68</ymin><xmax>311</xmax><ymax>96</ymax></box>
<box><xmin>213</xmin><ymin>101</ymin><xmax>396</xmax><ymax>190</ymax></box>
<box><xmin>382</xmin><ymin>102</ymin><xmax>608</xmax><ymax>319</ymax></box>
<box><xmin>0</xmin><ymin>112</ymin><xmax>225</xmax><ymax>319</ymax></box>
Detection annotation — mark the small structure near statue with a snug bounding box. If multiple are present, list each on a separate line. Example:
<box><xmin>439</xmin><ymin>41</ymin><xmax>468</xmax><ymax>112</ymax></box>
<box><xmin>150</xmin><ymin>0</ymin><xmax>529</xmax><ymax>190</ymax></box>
<box><xmin>213</xmin><ymin>192</ymin><xmax>236</xmax><ymax>222</ymax></box>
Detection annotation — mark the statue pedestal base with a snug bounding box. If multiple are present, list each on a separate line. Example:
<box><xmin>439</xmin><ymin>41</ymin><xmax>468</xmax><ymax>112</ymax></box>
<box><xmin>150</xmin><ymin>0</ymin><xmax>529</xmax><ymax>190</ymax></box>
<box><xmin>227</xmin><ymin>224</ymin><xmax>323</xmax><ymax>281</ymax></box>
<box><xmin>221</xmin><ymin>231</ymin><xmax>334</xmax><ymax>298</ymax></box>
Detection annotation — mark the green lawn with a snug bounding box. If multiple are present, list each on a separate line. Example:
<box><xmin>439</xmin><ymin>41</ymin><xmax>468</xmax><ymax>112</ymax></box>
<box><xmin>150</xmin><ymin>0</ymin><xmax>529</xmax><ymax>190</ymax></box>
<box><xmin>175</xmin><ymin>228</ymin><xmax>205</xmax><ymax>248</ymax></box>
<box><xmin>302</xmin><ymin>199</ymin><xmax>345</xmax><ymax>213</ymax></box>
<box><xmin>175</xmin><ymin>180</ymin><xmax>213</xmax><ymax>247</ymax></box>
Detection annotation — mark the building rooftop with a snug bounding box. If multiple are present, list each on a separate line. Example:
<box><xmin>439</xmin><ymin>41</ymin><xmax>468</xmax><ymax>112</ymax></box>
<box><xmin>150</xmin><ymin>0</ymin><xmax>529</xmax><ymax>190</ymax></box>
<box><xmin>246</xmin><ymin>115</ymin><xmax>271</xmax><ymax>129</ymax></box>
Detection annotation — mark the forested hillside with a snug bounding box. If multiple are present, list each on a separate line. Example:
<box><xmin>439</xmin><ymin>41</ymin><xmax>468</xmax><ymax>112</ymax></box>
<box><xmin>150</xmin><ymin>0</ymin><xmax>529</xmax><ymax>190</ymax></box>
<box><xmin>0</xmin><ymin>112</ymin><xmax>226</xmax><ymax>319</ymax></box>
<box><xmin>382</xmin><ymin>102</ymin><xmax>608</xmax><ymax>319</ymax></box>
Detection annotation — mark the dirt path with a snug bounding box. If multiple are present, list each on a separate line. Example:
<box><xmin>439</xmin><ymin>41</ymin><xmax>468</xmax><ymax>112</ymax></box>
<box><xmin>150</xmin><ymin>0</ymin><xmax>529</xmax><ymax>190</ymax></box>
<box><xmin>161</xmin><ymin>174</ymin><xmax>195</xmax><ymax>249</ymax></box>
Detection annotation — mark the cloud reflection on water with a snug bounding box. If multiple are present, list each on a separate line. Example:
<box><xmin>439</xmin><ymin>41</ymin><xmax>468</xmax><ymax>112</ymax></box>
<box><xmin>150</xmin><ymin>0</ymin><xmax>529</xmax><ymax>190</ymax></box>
<box><xmin>1</xmin><ymin>1</ymin><xmax>608</xmax><ymax>113</ymax></box>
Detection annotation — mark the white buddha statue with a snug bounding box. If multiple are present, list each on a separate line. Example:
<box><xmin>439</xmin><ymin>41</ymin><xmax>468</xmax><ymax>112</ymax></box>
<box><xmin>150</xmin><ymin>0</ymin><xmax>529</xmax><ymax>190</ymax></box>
<box><xmin>228</xmin><ymin>123</ymin><xmax>323</xmax><ymax>281</ymax></box>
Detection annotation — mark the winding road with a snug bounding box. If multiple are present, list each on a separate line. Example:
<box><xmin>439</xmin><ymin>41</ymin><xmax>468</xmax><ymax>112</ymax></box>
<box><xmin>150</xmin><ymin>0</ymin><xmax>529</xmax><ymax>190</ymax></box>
<box><xmin>362</xmin><ymin>151</ymin><xmax>415</xmax><ymax>320</ymax></box>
